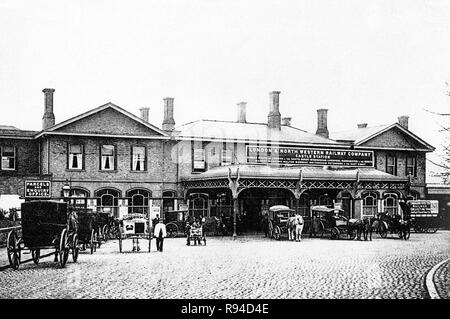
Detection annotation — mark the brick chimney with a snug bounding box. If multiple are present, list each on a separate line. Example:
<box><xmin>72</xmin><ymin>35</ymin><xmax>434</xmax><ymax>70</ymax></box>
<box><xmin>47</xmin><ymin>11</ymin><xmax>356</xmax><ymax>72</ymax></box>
<box><xmin>268</xmin><ymin>91</ymin><xmax>281</xmax><ymax>129</ymax></box>
<box><xmin>237</xmin><ymin>102</ymin><xmax>247</xmax><ymax>123</ymax></box>
<box><xmin>316</xmin><ymin>108</ymin><xmax>329</xmax><ymax>138</ymax></box>
<box><xmin>162</xmin><ymin>97</ymin><xmax>175</xmax><ymax>131</ymax></box>
<box><xmin>139</xmin><ymin>107</ymin><xmax>149</xmax><ymax>122</ymax></box>
<box><xmin>282</xmin><ymin>117</ymin><xmax>292</xmax><ymax>126</ymax></box>
<box><xmin>42</xmin><ymin>88</ymin><xmax>55</xmax><ymax>130</ymax></box>
<box><xmin>357</xmin><ymin>123</ymin><xmax>368</xmax><ymax>129</ymax></box>
<box><xmin>398</xmin><ymin>115</ymin><xmax>409</xmax><ymax>130</ymax></box>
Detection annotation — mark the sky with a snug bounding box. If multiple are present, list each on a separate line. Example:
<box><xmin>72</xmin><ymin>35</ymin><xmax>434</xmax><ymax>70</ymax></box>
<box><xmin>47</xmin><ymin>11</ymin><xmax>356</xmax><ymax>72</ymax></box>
<box><xmin>0</xmin><ymin>0</ymin><xmax>449</xmax><ymax>178</ymax></box>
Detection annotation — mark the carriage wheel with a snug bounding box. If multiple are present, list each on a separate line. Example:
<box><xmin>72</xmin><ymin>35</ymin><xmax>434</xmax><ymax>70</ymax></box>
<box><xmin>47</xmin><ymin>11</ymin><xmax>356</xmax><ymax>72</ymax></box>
<box><xmin>72</xmin><ymin>234</ymin><xmax>79</xmax><ymax>262</ymax></box>
<box><xmin>273</xmin><ymin>226</ymin><xmax>281</xmax><ymax>240</ymax></box>
<box><xmin>331</xmin><ymin>227</ymin><xmax>340</xmax><ymax>240</ymax></box>
<box><xmin>349</xmin><ymin>229</ymin><xmax>357</xmax><ymax>240</ymax></box>
<box><xmin>166</xmin><ymin>223</ymin><xmax>178</xmax><ymax>238</ymax></box>
<box><xmin>318</xmin><ymin>221</ymin><xmax>325</xmax><ymax>238</ymax></box>
<box><xmin>7</xmin><ymin>231</ymin><xmax>21</xmax><ymax>270</ymax></box>
<box><xmin>31</xmin><ymin>249</ymin><xmax>40</xmax><ymax>265</ymax></box>
<box><xmin>90</xmin><ymin>229</ymin><xmax>95</xmax><ymax>254</ymax></box>
<box><xmin>59</xmin><ymin>229</ymin><xmax>69</xmax><ymax>268</ymax></box>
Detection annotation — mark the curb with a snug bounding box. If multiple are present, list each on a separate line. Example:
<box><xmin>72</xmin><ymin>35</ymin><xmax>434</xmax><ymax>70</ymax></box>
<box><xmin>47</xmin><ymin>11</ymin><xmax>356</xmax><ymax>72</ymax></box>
<box><xmin>425</xmin><ymin>257</ymin><xmax>450</xmax><ymax>299</ymax></box>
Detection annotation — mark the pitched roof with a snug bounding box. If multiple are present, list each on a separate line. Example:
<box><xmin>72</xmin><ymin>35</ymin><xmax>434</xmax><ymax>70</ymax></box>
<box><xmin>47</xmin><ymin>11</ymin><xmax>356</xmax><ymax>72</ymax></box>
<box><xmin>182</xmin><ymin>164</ymin><xmax>407</xmax><ymax>182</ymax></box>
<box><xmin>34</xmin><ymin>102</ymin><xmax>170</xmax><ymax>138</ymax></box>
<box><xmin>174</xmin><ymin>120</ymin><xmax>344</xmax><ymax>147</ymax></box>
<box><xmin>0</xmin><ymin>126</ymin><xmax>38</xmax><ymax>138</ymax></box>
<box><xmin>331</xmin><ymin>123</ymin><xmax>435</xmax><ymax>151</ymax></box>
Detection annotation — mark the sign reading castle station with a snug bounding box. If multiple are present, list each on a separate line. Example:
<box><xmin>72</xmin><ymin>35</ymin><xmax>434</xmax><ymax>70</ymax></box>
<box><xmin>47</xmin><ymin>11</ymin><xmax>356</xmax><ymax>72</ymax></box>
<box><xmin>246</xmin><ymin>146</ymin><xmax>374</xmax><ymax>167</ymax></box>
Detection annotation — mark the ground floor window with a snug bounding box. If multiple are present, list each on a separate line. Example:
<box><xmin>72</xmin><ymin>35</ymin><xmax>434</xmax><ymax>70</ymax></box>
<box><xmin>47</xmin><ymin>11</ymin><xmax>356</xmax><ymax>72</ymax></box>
<box><xmin>188</xmin><ymin>193</ymin><xmax>209</xmax><ymax>220</ymax></box>
<box><xmin>126</xmin><ymin>188</ymin><xmax>151</xmax><ymax>215</ymax></box>
<box><xmin>383</xmin><ymin>193</ymin><xmax>398</xmax><ymax>216</ymax></box>
<box><xmin>163</xmin><ymin>190</ymin><xmax>176</xmax><ymax>215</ymax></box>
<box><xmin>96</xmin><ymin>188</ymin><xmax>120</xmax><ymax>217</ymax></box>
<box><xmin>68</xmin><ymin>188</ymin><xmax>89</xmax><ymax>209</ymax></box>
<box><xmin>362</xmin><ymin>191</ymin><xmax>378</xmax><ymax>217</ymax></box>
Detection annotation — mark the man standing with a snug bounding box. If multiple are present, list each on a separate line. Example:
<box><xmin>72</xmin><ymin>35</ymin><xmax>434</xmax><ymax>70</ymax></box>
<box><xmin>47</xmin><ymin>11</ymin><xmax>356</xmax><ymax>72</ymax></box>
<box><xmin>154</xmin><ymin>218</ymin><xmax>167</xmax><ymax>252</ymax></box>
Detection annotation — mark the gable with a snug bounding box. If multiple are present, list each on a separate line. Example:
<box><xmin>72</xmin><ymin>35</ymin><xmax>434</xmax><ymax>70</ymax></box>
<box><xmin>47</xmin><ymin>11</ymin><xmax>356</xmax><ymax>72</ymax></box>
<box><xmin>359</xmin><ymin>126</ymin><xmax>430</xmax><ymax>150</ymax></box>
<box><xmin>53</xmin><ymin>107</ymin><xmax>164</xmax><ymax>137</ymax></box>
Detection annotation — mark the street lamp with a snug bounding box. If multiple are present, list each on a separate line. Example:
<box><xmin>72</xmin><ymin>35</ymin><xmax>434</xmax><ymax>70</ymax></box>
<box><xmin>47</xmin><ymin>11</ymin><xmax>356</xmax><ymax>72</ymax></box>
<box><xmin>62</xmin><ymin>180</ymin><xmax>70</xmax><ymax>202</ymax></box>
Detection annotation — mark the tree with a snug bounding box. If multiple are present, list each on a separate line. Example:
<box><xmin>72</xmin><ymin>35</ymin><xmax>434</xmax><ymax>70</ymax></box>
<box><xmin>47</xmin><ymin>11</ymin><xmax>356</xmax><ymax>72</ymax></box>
<box><xmin>424</xmin><ymin>83</ymin><xmax>450</xmax><ymax>184</ymax></box>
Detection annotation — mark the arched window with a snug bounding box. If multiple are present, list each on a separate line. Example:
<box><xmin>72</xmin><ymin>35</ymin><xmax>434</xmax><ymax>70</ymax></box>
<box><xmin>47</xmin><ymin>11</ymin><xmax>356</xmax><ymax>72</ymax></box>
<box><xmin>95</xmin><ymin>188</ymin><xmax>120</xmax><ymax>217</ymax></box>
<box><xmin>188</xmin><ymin>193</ymin><xmax>209</xmax><ymax>219</ymax></box>
<box><xmin>383</xmin><ymin>193</ymin><xmax>398</xmax><ymax>216</ymax></box>
<box><xmin>162</xmin><ymin>190</ymin><xmax>175</xmax><ymax>215</ymax></box>
<box><xmin>211</xmin><ymin>192</ymin><xmax>232</xmax><ymax>217</ymax></box>
<box><xmin>362</xmin><ymin>192</ymin><xmax>378</xmax><ymax>217</ymax></box>
<box><xmin>126</xmin><ymin>189</ymin><xmax>151</xmax><ymax>215</ymax></box>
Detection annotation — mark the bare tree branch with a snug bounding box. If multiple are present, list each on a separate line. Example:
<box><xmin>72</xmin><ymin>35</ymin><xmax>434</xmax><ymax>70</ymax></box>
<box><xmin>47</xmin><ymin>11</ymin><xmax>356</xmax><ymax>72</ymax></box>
<box><xmin>424</xmin><ymin>108</ymin><xmax>450</xmax><ymax>116</ymax></box>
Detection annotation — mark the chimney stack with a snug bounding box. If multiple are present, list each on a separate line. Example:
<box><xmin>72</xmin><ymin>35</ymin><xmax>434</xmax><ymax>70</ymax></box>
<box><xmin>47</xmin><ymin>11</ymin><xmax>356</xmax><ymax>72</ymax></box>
<box><xmin>316</xmin><ymin>108</ymin><xmax>329</xmax><ymax>138</ymax></box>
<box><xmin>282</xmin><ymin>117</ymin><xmax>292</xmax><ymax>126</ymax></box>
<box><xmin>162</xmin><ymin>97</ymin><xmax>175</xmax><ymax>131</ymax></box>
<box><xmin>268</xmin><ymin>91</ymin><xmax>281</xmax><ymax>129</ymax></box>
<box><xmin>237</xmin><ymin>102</ymin><xmax>247</xmax><ymax>123</ymax></box>
<box><xmin>357</xmin><ymin>123</ymin><xmax>368</xmax><ymax>129</ymax></box>
<box><xmin>42</xmin><ymin>88</ymin><xmax>55</xmax><ymax>130</ymax></box>
<box><xmin>139</xmin><ymin>107</ymin><xmax>149</xmax><ymax>122</ymax></box>
<box><xmin>398</xmin><ymin>115</ymin><xmax>409</xmax><ymax>130</ymax></box>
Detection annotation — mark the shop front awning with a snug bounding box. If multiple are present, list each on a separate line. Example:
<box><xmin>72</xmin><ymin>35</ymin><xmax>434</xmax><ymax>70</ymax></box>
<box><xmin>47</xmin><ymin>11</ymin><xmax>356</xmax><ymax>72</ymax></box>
<box><xmin>182</xmin><ymin>164</ymin><xmax>408</xmax><ymax>183</ymax></box>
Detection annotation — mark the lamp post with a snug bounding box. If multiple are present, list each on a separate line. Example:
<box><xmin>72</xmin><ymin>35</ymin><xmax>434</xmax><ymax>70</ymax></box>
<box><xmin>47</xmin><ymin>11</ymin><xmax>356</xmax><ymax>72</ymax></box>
<box><xmin>62</xmin><ymin>180</ymin><xmax>70</xmax><ymax>203</ymax></box>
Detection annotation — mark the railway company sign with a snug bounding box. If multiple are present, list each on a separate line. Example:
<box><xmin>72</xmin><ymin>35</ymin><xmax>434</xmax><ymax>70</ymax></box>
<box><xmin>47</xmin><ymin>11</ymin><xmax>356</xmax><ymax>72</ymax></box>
<box><xmin>246</xmin><ymin>146</ymin><xmax>374</xmax><ymax>167</ymax></box>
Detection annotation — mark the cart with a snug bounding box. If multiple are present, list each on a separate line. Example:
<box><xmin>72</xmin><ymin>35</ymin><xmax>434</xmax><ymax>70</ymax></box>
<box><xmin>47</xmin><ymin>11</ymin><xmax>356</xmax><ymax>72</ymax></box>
<box><xmin>76</xmin><ymin>208</ymin><xmax>99</xmax><ymax>254</ymax></box>
<box><xmin>186</xmin><ymin>222</ymin><xmax>206</xmax><ymax>245</ymax></box>
<box><xmin>6</xmin><ymin>201</ymin><xmax>78</xmax><ymax>270</ymax></box>
<box><xmin>268</xmin><ymin>205</ymin><xmax>296</xmax><ymax>240</ymax></box>
<box><xmin>165</xmin><ymin>209</ymin><xmax>189</xmax><ymax>238</ymax></box>
<box><xmin>406</xmin><ymin>200</ymin><xmax>440</xmax><ymax>233</ymax></box>
<box><xmin>118</xmin><ymin>213</ymin><xmax>151</xmax><ymax>252</ymax></box>
<box><xmin>309</xmin><ymin>205</ymin><xmax>358</xmax><ymax>240</ymax></box>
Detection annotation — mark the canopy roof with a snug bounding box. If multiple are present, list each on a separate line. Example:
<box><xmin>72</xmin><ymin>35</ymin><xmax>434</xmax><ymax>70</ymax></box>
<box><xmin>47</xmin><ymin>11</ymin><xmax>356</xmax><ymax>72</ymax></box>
<box><xmin>183</xmin><ymin>164</ymin><xmax>408</xmax><ymax>182</ymax></box>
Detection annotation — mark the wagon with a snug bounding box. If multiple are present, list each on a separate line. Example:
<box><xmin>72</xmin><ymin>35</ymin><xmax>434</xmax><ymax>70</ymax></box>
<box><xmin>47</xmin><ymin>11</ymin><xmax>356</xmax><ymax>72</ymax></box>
<box><xmin>267</xmin><ymin>205</ymin><xmax>297</xmax><ymax>240</ymax></box>
<box><xmin>118</xmin><ymin>213</ymin><xmax>151</xmax><ymax>252</ymax></box>
<box><xmin>186</xmin><ymin>222</ymin><xmax>206</xmax><ymax>246</ymax></box>
<box><xmin>6</xmin><ymin>201</ymin><xmax>78</xmax><ymax>270</ymax></box>
<box><xmin>406</xmin><ymin>200</ymin><xmax>440</xmax><ymax>233</ymax></box>
<box><xmin>165</xmin><ymin>209</ymin><xmax>188</xmax><ymax>238</ymax></box>
<box><xmin>310</xmin><ymin>205</ymin><xmax>358</xmax><ymax>240</ymax></box>
<box><xmin>76</xmin><ymin>209</ymin><xmax>100</xmax><ymax>254</ymax></box>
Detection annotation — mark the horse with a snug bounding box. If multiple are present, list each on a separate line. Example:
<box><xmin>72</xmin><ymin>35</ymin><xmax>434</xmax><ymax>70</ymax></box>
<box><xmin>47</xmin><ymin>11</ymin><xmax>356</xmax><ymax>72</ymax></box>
<box><xmin>54</xmin><ymin>208</ymin><xmax>78</xmax><ymax>262</ymax></box>
<box><xmin>287</xmin><ymin>214</ymin><xmax>304</xmax><ymax>241</ymax></box>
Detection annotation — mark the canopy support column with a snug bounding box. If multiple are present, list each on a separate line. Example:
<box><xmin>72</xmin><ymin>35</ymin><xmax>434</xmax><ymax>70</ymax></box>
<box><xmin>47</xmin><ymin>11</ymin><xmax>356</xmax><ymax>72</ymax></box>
<box><xmin>227</xmin><ymin>167</ymin><xmax>241</xmax><ymax>239</ymax></box>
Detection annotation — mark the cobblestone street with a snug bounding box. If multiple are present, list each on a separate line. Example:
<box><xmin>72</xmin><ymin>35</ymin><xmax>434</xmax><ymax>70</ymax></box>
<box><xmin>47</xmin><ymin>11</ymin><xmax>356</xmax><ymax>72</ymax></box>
<box><xmin>1</xmin><ymin>231</ymin><xmax>449</xmax><ymax>299</ymax></box>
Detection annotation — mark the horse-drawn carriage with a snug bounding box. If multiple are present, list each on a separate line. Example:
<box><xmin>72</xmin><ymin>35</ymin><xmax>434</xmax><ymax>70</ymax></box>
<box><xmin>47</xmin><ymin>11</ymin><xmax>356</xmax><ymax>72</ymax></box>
<box><xmin>76</xmin><ymin>208</ymin><xmax>100</xmax><ymax>254</ymax></box>
<box><xmin>267</xmin><ymin>205</ymin><xmax>304</xmax><ymax>241</ymax></box>
<box><xmin>374</xmin><ymin>211</ymin><xmax>411</xmax><ymax>240</ymax></box>
<box><xmin>118</xmin><ymin>213</ymin><xmax>151</xmax><ymax>252</ymax></box>
<box><xmin>309</xmin><ymin>205</ymin><xmax>364</xmax><ymax>240</ymax></box>
<box><xmin>6</xmin><ymin>201</ymin><xmax>78</xmax><ymax>270</ymax></box>
<box><xmin>165</xmin><ymin>209</ymin><xmax>189</xmax><ymax>238</ymax></box>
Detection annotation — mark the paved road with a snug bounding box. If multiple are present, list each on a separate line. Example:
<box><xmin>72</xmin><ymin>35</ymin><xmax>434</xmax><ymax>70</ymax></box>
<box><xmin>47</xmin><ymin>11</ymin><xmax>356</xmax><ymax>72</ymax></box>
<box><xmin>1</xmin><ymin>231</ymin><xmax>449</xmax><ymax>299</ymax></box>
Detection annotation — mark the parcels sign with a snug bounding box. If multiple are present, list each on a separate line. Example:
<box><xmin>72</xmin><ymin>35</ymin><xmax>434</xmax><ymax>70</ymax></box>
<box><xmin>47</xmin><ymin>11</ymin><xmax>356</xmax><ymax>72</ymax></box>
<box><xmin>25</xmin><ymin>181</ymin><xmax>51</xmax><ymax>198</ymax></box>
<box><xmin>246</xmin><ymin>146</ymin><xmax>374</xmax><ymax>167</ymax></box>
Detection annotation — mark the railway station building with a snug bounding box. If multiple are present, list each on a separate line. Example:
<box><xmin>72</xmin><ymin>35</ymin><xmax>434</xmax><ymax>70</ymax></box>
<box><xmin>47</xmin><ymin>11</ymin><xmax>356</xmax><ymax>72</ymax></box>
<box><xmin>0</xmin><ymin>88</ymin><xmax>436</xmax><ymax>233</ymax></box>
